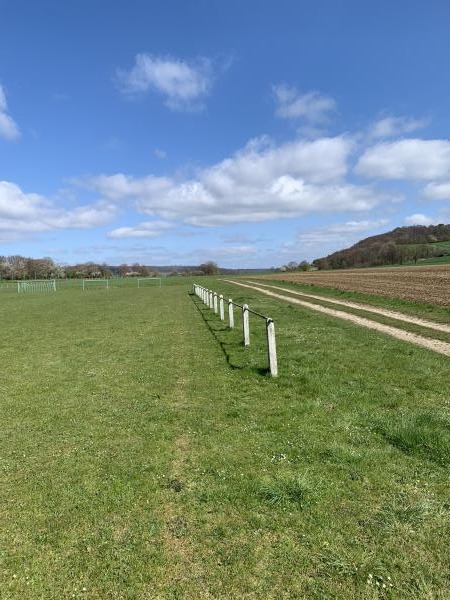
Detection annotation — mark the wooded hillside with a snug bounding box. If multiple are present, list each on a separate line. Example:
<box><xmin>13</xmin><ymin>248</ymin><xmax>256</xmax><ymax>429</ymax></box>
<box><xmin>312</xmin><ymin>224</ymin><xmax>450</xmax><ymax>270</ymax></box>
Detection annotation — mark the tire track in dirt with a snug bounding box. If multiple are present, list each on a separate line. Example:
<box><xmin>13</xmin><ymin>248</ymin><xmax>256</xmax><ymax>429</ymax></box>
<box><xmin>245</xmin><ymin>281</ymin><xmax>450</xmax><ymax>334</ymax></box>
<box><xmin>261</xmin><ymin>265</ymin><xmax>450</xmax><ymax>307</ymax></box>
<box><xmin>225</xmin><ymin>280</ymin><xmax>450</xmax><ymax>357</ymax></box>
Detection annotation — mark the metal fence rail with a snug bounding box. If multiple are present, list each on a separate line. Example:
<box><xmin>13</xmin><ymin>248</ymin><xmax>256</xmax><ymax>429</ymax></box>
<box><xmin>193</xmin><ymin>284</ymin><xmax>278</xmax><ymax>377</ymax></box>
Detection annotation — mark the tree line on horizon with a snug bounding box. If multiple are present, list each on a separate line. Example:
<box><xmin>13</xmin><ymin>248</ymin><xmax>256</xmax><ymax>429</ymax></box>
<box><xmin>0</xmin><ymin>256</ymin><xmax>222</xmax><ymax>280</ymax></box>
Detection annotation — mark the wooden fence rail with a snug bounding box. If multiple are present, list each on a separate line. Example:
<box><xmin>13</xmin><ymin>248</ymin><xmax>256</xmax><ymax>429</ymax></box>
<box><xmin>193</xmin><ymin>283</ymin><xmax>278</xmax><ymax>377</ymax></box>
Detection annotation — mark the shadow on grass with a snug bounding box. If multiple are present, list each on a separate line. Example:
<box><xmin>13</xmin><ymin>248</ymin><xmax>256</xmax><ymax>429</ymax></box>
<box><xmin>373</xmin><ymin>410</ymin><xmax>450</xmax><ymax>467</ymax></box>
<box><xmin>189</xmin><ymin>292</ymin><xmax>268</xmax><ymax>376</ymax></box>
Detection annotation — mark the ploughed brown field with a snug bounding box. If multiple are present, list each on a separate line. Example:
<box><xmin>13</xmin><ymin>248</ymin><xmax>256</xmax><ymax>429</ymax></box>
<box><xmin>256</xmin><ymin>264</ymin><xmax>450</xmax><ymax>307</ymax></box>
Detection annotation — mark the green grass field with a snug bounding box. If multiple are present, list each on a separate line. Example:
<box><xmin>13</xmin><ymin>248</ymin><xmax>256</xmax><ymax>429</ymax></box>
<box><xmin>416</xmin><ymin>254</ymin><xmax>450</xmax><ymax>266</ymax></box>
<box><xmin>405</xmin><ymin>240</ymin><xmax>450</xmax><ymax>265</ymax></box>
<box><xmin>431</xmin><ymin>241</ymin><xmax>450</xmax><ymax>250</ymax></box>
<box><xmin>2</xmin><ymin>279</ymin><xmax>449</xmax><ymax>598</ymax></box>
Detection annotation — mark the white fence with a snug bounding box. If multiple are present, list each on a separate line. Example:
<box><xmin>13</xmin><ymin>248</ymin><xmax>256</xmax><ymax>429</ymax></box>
<box><xmin>17</xmin><ymin>279</ymin><xmax>57</xmax><ymax>293</ymax></box>
<box><xmin>137</xmin><ymin>277</ymin><xmax>162</xmax><ymax>288</ymax></box>
<box><xmin>82</xmin><ymin>278</ymin><xmax>109</xmax><ymax>290</ymax></box>
<box><xmin>193</xmin><ymin>284</ymin><xmax>278</xmax><ymax>377</ymax></box>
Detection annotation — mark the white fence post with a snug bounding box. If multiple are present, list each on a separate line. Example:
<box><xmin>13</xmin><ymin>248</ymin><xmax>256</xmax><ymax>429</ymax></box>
<box><xmin>191</xmin><ymin>287</ymin><xmax>279</xmax><ymax>375</ymax></box>
<box><xmin>266</xmin><ymin>318</ymin><xmax>278</xmax><ymax>377</ymax></box>
<box><xmin>242</xmin><ymin>304</ymin><xmax>250</xmax><ymax>346</ymax></box>
<box><xmin>228</xmin><ymin>299</ymin><xmax>234</xmax><ymax>329</ymax></box>
<box><xmin>219</xmin><ymin>295</ymin><xmax>224</xmax><ymax>320</ymax></box>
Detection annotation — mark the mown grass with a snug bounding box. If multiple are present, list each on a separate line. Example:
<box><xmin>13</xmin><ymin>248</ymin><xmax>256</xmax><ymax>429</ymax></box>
<box><xmin>1</xmin><ymin>279</ymin><xmax>449</xmax><ymax>598</ymax></box>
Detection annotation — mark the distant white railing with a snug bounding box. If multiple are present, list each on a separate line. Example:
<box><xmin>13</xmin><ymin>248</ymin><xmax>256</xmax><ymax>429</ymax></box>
<box><xmin>193</xmin><ymin>283</ymin><xmax>278</xmax><ymax>377</ymax></box>
<box><xmin>82</xmin><ymin>278</ymin><xmax>109</xmax><ymax>290</ymax></box>
<box><xmin>17</xmin><ymin>279</ymin><xmax>57</xmax><ymax>293</ymax></box>
<box><xmin>137</xmin><ymin>277</ymin><xmax>162</xmax><ymax>288</ymax></box>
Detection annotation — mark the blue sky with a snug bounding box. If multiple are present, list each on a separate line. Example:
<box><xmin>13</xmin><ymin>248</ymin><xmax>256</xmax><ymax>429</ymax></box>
<box><xmin>1</xmin><ymin>0</ymin><xmax>450</xmax><ymax>268</ymax></box>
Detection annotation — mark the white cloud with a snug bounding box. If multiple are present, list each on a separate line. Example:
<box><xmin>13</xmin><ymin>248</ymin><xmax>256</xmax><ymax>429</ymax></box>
<box><xmin>213</xmin><ymin>245</ymin><xmax>259</xmax><ymax>257</ymax></box>
<box><xmin>221</xmin><ymin>233</ymin><xmax>264</xmax><ymax>244</ymax></box>
<box><xmin>0</xmin><ymin>181</ymin><xmax>49</xmax><ymax>220</ymax></box>
<box><xmin>295</xmin><ymin>231</ymin><xmax>350</xmax><ymax>247</ymax></box>
<box><xmin>404</xmin><ymin>213</ymin><xmax>437</xmax><ymax>226</ymax></box>
<box><xmin>0</xmin><ymin>180</ymin><xmax>116</xmax><ymax>241</ymax></box>
<box><xmin>117</xmin><ymin>54</ymin><xmax>213</xmax><ymax>111</ymax></box>
<box><xmin>1</xmin><ymin>87</ymin><xmax>9</xmax><ymax>111</ymax></box>
<box><xmin>422</xmin><ymin>181</ymin><xmax>450</xmax><ymax>200</ymax></box>
<box><xmin>47</xmin><ymin>204</ymin><xmax>117</xmax><ymax>229</ymax></box>
<box><xmin>85</xmin><ymin>135</ymin><xmax>387</xmax><ymax>227</ymax></box>
<box><xmin>108</xmin><ymin>220</ymin><xmax>174</xmax><ymax>239</ymax></box>
<box><xmin>296</xmin><ymin>125</ymin><xmax>329</xmax><ymax>140</ymax></box>
<box><xmin>201</xmin><ymin>135</ymin><xmax>350</xmax><ymax>189</ymax></box>
<box><xmin>284</xmin><ymin>219</ymin><xmax>391</xmax><ymax>261</ymax></box>
<box><xmin>273</xmin><ymin>84</ymin><xmax>336</xmax><ymax>122</ymax></box>
<box><xmin>356</xmin><ymin>139</ymin><xmax>450</xmax><ymax>180</ymax></box>
<box><xmin>369</xmin><ymin>115</ymin><xmax>428</xmax><ymax>139</ymax></box>
<box><xmin>296</xmin><ymin>219</ymin><xmax>389</xmax><ymax>247</ymax></box>
<box><xmin>154</xmin><ymin>148</ymin><xmax>167</xmax><ymax>159</ymax></box>
<box><xmin>327</xmin><ymin>219</ymin><xmax>389</xmax><ymax>234</ymax></box>
<box><xmin>83</xmin><ymin>173</ymin><xmax>173</xmax><ymax>201</ymax></box>
<box><xmin>0</xmin><ymin>84</ymin><xmax>20</xmax><ymax>140</ymax></box>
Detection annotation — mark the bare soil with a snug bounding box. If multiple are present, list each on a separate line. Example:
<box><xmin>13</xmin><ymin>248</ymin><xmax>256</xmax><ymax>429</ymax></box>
<box><xmin>258</xmin><ymin>265</ymin><xmax>450</xmax><ymax>307</ymax></box>
<box><xmin>249</xmin><ymin>281</ymin><xmax>450</xmax><ymax>334</ymax></box>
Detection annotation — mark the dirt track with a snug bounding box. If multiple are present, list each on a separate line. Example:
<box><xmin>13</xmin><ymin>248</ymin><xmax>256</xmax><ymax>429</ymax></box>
<box><xmin>225</xmin><ymin>280</ymin><xmax>450</xmax><ymax>357</ymax></box>
<box><xmin>259</xmin><ymin>264</ymin><xmax>450</xmax><ymax>307</ymax></box>
<box><xmin>248</xmin><ymin>281</ymin><xmax>450</xmax><ymax>334</ymax></box>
